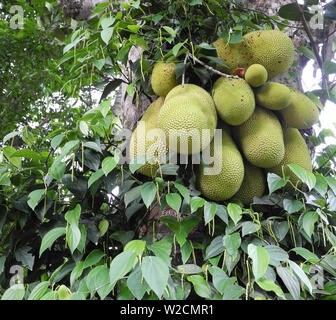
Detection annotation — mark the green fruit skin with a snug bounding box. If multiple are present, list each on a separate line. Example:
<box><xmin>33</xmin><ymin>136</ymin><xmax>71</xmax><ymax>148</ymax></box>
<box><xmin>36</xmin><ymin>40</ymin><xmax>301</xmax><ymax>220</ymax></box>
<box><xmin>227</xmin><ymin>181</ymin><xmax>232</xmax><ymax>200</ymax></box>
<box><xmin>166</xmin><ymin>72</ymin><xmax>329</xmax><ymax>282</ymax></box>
<box><xmin>279</xmin><ymin>88</ymin><xmax>319</xmax><ymax>129</ymax></box>
<box><xmin>233</xmin><ymin>106</ymin><xmax>285</xmax><ymax>168</ymax></box>
<box><xmin>267</xmin><ymin>128</ymin><xmax>312</xmax><ymax>187</ymax></box>
<box><xmin>231</xmin><ymin>160</ymin><xmax>266</xmax><ymax>206</ymax></box>
<box><xmin>245</xmin><ymin>64</ymin><xmax>268</xmax><ymax>88</ymax></box>
<box><xmin>214</xmin><ymin>30</ymin><xmax>294</xmax><ymax>79</ymax></box>
<box><xmin>151</xmin><ymin>62</ymin><xmax>178</xmax><ymax>97</ymax></box>
<box><xmin>197</xmin><ymin>130</ymin><xmax>245</xmax><ymax>202</ymax></box>
<box><xmin>129</xmin><ymin>97</ymin><xmax>167</xmax><ymax>177</ymax></box>
<box><xmin>212</xmin><ymin>77</ymin><xmax>255</xmax><ymax>126</ymax></box>
<box><xmin>255</xmin><ymin>82</ymin><xmax>291</xmax><ymax>110</ymax></box>
<box><xmin>158</xmin><ymin>84</ymin><xmax>217</xmax><ymax>155</ymax></box>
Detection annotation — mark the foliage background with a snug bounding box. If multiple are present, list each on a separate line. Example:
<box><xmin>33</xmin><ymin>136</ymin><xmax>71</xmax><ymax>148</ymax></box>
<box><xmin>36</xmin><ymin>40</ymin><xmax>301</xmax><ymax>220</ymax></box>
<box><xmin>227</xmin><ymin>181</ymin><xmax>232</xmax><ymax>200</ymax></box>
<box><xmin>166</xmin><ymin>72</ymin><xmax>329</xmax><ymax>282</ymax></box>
<box><xmin>0</xmin><ymin>0</ymin><xmax>336</xmax><ymax>300</ymax></box>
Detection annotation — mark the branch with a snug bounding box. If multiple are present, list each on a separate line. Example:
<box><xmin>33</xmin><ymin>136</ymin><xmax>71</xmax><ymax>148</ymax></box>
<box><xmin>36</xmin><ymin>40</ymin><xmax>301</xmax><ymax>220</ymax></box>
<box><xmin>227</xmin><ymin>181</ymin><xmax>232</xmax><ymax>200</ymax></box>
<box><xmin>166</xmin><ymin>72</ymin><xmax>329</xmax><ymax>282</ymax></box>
<box><xmin>187</xmin><ymin>53</ymin><xmax>240</xmax><ymax>79</ymax></box>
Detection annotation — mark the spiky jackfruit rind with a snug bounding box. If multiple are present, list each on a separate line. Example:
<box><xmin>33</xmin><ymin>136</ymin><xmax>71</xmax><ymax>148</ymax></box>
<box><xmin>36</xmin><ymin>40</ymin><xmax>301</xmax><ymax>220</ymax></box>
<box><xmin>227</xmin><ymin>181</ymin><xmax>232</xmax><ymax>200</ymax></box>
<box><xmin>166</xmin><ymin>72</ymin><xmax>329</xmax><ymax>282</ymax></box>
<box><xmin>151</xmin><ymin>62</ymin><xmax>179</xmax><ymax>97</ymax></box>
<box><xmin>268</xmin><ymin>128</ymin><xmax>312</xmax><ymax>187</ymax></box>
<box><xmin>245</xmin><ymin>64</ymin><xmax>268</xmax><ymax>88</ymax></box>
<box><xmin>255</xmin><ymin>82</ymin><xmax>291</xmax><ymax>111</ymax></box>
<box><xmin>212</xmin><ymin>77</ymin><xmax>255</xmax><ymax>126</ymax></box>
<box><xmin>231</xmin><ymin>160</ymin><xmax>266</xmax><ymax>206</ymax></box>
<box><xmin>197</xmin><ymin>130</ymin><xmax>245</xmax><ymax>202</ymax></box>
<box><xmin>129</xmin><ymin>97</ymin><xmax>167</xmax><ymax>177</ymax></box>
<box><xmin>233</xmin><ymin>106</ymin><xmax>285</xmax><ymax>168</ymax></box>
<box><xmin>279</xmin><ymin>88</ymin><xmax>319</xmax><ymax>129</ymax></box>
<box><xmin>158</xmin><ymin>84</ymin><xmax>217</xmax><ymax>155</ymax></box>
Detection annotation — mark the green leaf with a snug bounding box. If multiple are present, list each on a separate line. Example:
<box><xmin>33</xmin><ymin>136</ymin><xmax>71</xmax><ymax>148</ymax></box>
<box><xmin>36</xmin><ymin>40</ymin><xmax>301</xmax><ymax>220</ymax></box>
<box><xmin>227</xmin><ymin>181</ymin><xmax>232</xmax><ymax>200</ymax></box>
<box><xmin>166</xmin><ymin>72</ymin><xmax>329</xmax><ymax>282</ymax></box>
<box><xmin>88</xmin><ymin>169</ymin><xmax>104</xmax><ymax>188</ymax></box>
<box><xmin>290</xmin><ymin>247</ymin><xmax>319</xmax><ymax>263</ymax></box>
<box><xmin>190</xmin><ymin>0</ymin><xmax>202</xmax><ymax>5</ymax></box>
<box><xmin>83</xmin><ymin>249</ymin><xmax>106</xmax><ymax>268</ymax></box>
<box><xmin>66</xmin><ymin>224</ymin><xmax>81</xmax><ymax>254</ymax></box>
<box><xmin>79</xmin><ymin>120</ymin><xmax>89</xmax><ymax>136</ymax></box>
<box><xmin>141</xmin><ymin>256</ymin><xmax>169</xmax><ymax>298</ymax></box>
<box><xmin>223</xmin><ymin>232</ymin><xmax>241</xmax><ymax>256</ymax></box>
<box><xmin>39</xmin><ymin>227</ymin><xmax>66</xmax><ymax>257</ymax></box>
<box><xmin>172</xmin><ymin>42</ymin><xmax>184</xmax><ymax>56</ymax></box>
<box><xmin>173</xmin><ymin>182</ymin><xmax>190</xmax><ymax>204</ymax></box>
<box><xmin>203</xmin><ymin>202</ymin><xmax>217</xmax><ymax>225</ymax></box>
<box><xmin>162</xmin><ymin>26</ymin><xmax>176</xmax><ymax>37</ymax></box>
<box><xmin>109</xmin><ymin>251</ymin><xmax>137</xmax><ymax>285</ymax></box>
<box><xmin>190</xmin><ymin>196</ymin><xmax>206</xmax><ymax>213</ymax></box>
<box><xmin>302</xmin><ymin>211</ymin><xmax>318</xmax><ymax>238</ymax></box>
<box><xmin>102</xmin><ymin>156</ymin><xmax>117</xmax><ymax>176</ymax></box>
<box><xmin>28</xmin><ymin>281</ymin><xmax>49</xmax><ymax>300</ymax></box>
<box><xmin>288</xmin><ymin>260</ymin><xmax>313</xmax><ymax>294</ymax></box>
<box><xmin>83</xmin><ymin>141</ymin><xmax>102</xmax><ymax>154</ymax></box>
<box><xmin>222</xmin><ymin>285</ymin><xmax>245</xmax><ymax>300</ymax></box>
<box><xmin>276</xmin><ymin>266</ymin><xmax>300</xmax><ymax>300</ymax></box>
<box><xmin>264</xmin><ymin>245</ymin><xmax>289</xmax><ymax>267</ymax></box>
<box><xmin>283</xmin><ymin>199</ymin><xmax>304</xmax><ymax>214</ymax></box>
<box><xmin>187</xmin><ymin>275</ymin><xmax>212</xmax><ymax>299</ymax></box>
<box><xmin>326</xmin><ymin>176</ymin><xmax>336</xmax><ymax>195</ymax></box>
<box><xmin>297</xmin><ymin>46</ymin><xmax>316</xmax><ymax>60</ymax></box>
<box><xmin>11</xmin><ymin>149</ymin><xmax>41</xmax><ymax>161</ymax></box>
<box><xmin>241</xmin><ymin>221</ymin><xmax>260</xmax><ymax>237</ymax></box>
<box><xmin>2</xmin><ymin>146</ymin><xmax>22</xmax><ymax>168</ymax></box>
<box><xmin>247</xmin><ymin>244</ymin><xmax>269</xmax><ymax>280</ymax></box>
<box><xmin>124</xmin><ymin>240</ymin><xmax>146</xmax><ymax>256</ymax></box>
<box><xmin>124</xmin><ymin>185</ymin><xmax>142</xmax><ymax>207</ymax></box>
<box><xmin>99</xmin><ymin>219</ymin><xmax>109</xmax><ymax>237</ymax></box>
<box><xmin>267</xmin><ymin>173</ymin><xmax>287</xmax><ymax>194</ymax></box>
<box><xmin>141</xmin><ymin>182</ymin><xmax>157</xmax><ymax>208</ymax></box>
<box><xmin>287</xmin><ymin>164</ymin><xmax>316</xmax><ymax>190</ymax></box>
<box><xmin>49</xmin><ymin>160</ymin><xmax>66</xmax><ymax>180</ymax></box>
<box><xmin>256</xmin><ymin>278</ymin><xmax>285</xmax><ymax>298</ymax></box>
<box><xmin>127</xmin><ymin>267</ymin><xmax>149</xmax><ymax>300</ymax></box>
<box><xmin>101</xmin><ymin>27</ymin><xmax>114</xmax><ymax>45</ymax></box>
<box><xmin>205</xmin><ymin>236</ymin><xmax>224</xmax><ymax>260</ymax></box>
<box><xmin>149</xmin><ymin>238</ymin><xmax>172</xmax><ymax>265</ymax></box>
<box><xmin>176</xmin><ymin>264</ymin><xmax>203</xmax><ymax>275</ymax></box>
<box><xmin>314</xmin><ymin>174</ymin><xmax>328</xmax><ymax>197</ymax></box>
<box><xmin>227</xmin><ymin>203</ymin><xmax>242</xmax><ymax>225</ymax></box>
<box><xmin>1</xmin><ymin>284</ymin><xmax>25</xmax><ymax>300</ymax></box>
<box><xmin>27</xmin><ymin>189</ymin><xmax>45</xmax><ymax>211</ymax></box>
<box><xmin>70</xmin><ymin>262</ymin><xmax>84</xmax><ymax>287</ymax></box>
<box><xmin>323</xmin><ymin>61</ymin><xmax>336</xmax><ymax>75</ymax></box>
<box><xmin>166</xmin><ymin>193</ymin><xmax>182</xmax><ymax>213</ymax></box>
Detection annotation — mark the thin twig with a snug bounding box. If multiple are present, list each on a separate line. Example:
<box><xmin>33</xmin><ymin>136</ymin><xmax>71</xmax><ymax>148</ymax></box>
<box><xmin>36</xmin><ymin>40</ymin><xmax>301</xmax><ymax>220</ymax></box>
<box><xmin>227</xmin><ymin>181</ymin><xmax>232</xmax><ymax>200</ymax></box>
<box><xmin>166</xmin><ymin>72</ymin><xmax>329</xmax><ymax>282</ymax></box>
<box><xmin>182</xmin><ymin>54</ymin><xmax>189</xmax><ymax>87</ymax></box>
<box><xmin>187</xmin><ymin>52</ymin><xmax>239</xmax><ymax>79</ymax></box>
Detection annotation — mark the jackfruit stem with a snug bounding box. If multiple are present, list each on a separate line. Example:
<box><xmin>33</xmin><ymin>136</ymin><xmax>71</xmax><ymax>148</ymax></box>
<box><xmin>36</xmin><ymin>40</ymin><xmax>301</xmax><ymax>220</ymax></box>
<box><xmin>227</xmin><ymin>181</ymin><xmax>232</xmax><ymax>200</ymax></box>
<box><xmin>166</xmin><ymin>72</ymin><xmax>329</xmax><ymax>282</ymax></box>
<box><xmin>187</xmin><ymin>52</ymin><xmax>239</xmax><ymax>79</ymax></box>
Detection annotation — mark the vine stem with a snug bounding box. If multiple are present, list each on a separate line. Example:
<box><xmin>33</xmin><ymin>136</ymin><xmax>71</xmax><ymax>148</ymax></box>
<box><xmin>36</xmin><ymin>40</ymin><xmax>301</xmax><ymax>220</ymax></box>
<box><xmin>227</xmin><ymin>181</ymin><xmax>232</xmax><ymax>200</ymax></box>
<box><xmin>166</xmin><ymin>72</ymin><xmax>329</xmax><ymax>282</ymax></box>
<box><xmin>187</xmin><ymin>52</ymin><xmax>240</xmax><ymax>79</ymax></box>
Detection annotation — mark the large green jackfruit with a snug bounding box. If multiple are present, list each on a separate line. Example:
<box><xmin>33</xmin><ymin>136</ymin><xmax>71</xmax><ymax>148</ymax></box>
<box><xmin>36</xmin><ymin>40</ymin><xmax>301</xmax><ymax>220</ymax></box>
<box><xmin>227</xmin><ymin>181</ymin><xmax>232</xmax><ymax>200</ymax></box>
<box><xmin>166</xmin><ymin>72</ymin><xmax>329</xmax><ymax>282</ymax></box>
<box><xmin>212</xmin><ymin>77</ymin><xmax>255</xmax><ymax>126</ymax></box>
<box><xmin>243</xmin><ymin>30</ymin><xmax>295</xmax><ymax>79</ymax></box>
<box><xmin>255</xmin><ymin>82</ymin><xmax>291</xmax><ymax>110</ymax></box>
<box><xmin>268</xmin><ymin>128</ymin><xmax>312</xmax><ymax>187</ymax></box>
<box><xmin>214</xmin><ymin>30</ymin><xmax>294</xmax><ymax>79</ymax></box>
<box><xmin>245</xmin><ymin>64</ymin><xmax>268</xmax><ymax>88</ymax></box>
<box><xmin>233</xmin><ymin>106</ymin><xmax>285</xmax><ymax>168</ymax></box>
<box><xmin>129</xmin><ymin>97</ymin><xmax>167</xmax><ymax>177</ymax></box>
<box><xmin>158</xmin><ymin>84</ymin><xmax>217</xmax><ymax>155</ymax></box>
<box><xmin>197</xmin><ymin>130</ymin><xmax>244</xmax><ymax>202</ymax></box>
<box><xmin>279</xmin><ymin>88</ymin><xmax>319</xmax><ymax>129</ymax></box>
<box><xmin>231</xmin><ymin>161</ymin><xmax>266</xmax><ymax>206</ymax></box>
<box><xmin>151</xmin><ymin>62</ymin><xmax>178</xmax><ymax>97</ymax></box>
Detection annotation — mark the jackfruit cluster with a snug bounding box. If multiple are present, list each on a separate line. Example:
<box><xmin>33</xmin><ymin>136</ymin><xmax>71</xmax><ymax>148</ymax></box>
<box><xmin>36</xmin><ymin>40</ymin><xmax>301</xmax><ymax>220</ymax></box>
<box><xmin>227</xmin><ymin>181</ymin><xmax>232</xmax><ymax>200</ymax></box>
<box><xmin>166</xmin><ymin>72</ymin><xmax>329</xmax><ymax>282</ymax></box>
<box><xmin>128</xmin><ymin>28</ymin><xmax>318</xmax><ymax>206</ymax></box>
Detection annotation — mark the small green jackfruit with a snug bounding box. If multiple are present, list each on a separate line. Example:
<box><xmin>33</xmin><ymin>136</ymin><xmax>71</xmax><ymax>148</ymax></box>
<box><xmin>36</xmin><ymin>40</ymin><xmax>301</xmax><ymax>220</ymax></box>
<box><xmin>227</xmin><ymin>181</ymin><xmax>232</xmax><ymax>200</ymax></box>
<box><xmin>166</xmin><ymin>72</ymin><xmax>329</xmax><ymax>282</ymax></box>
<box><xmin>151</xmin><ymin>62</ymin><xmax>178</xmax><ymax>97</ymax></box>
<box><xmin>158</xmin><ymin>84</ymin><xmax>217</xmax><ymax>155</ymax></box>
<box><xmin>245</xmin><ymin>64</ymin><xmax>268</xmax><ymax>88</ymax></box>
<box><xmin>268</xmin><ymin>128</ymin><xmax>312</xmax><ymax>187</ymax></box>
<box><xmin>129</xmin><ymin>97</ymin><xmax>167</xmax><ymax>177</ymax></box>
<box><xmin>231</xmin><ymin>161</ymin><xmax>266</xmax><ymax>206</ymax></box>
<box><xmin>279</xmin><ymin>88</ymin><xmax>319</xmax><ymax>129</ymax></box>
<box><xmin>243</xmin><ymin>30</ymin><xmax>295</xmax><ymax>79</ymax></box>
<box><xmin>212</xmin><ymin>77</ymin><xmax>255</xmax><ymax>126</ymax></box>
<box><xmin>233</xmin><ymin>106</ymin><xmax>285</xmax><ymax>168</ymax></box>
<box><xmin>255</xmin><ymin>82</ymin><xmax>291</xmax><ymax>110</ymax></box>
<box><xmin>197</xmin><ymin>130</ymin><xmax>244</xmax><ymax>202</ymax></box>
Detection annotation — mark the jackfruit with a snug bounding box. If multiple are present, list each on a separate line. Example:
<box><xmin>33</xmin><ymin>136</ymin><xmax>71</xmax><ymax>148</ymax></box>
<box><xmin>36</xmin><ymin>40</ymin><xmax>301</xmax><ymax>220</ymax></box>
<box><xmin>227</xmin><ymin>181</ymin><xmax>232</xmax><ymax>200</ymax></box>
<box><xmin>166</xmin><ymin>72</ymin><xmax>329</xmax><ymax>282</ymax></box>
<box><xmin>268</xmin><ymin>128</ymin><xmax>312</xmax><ymax>187</ymax></box>
<box><xmin>212</xmin><ymin>77</ymin><xmax>255</xmax><ymax>126</ymax></box>
<box><xmin>245</xmin><ymin>64</ymin><xmax>268</xmax><ymax>88</ymax></box>
<box><xmin>231</xmin><ymin>161</ymin><xmax>266</xmax><ymax>206</ymax></box>
<box><xmin>278</xmin><ymin>88</ymin><xmax>319</xmax><ymax>129</ymax></box>
<box><xmin>151</xmin><ymin>62</ymin><xmax>178</xmax><ymax>97</ymax></box>
<box><xmin>213</xmin><ymin>38</ymin><xmax>251</xmax><ymax>74</ymax></box>
<box><xmin>129</xmin><ymin>97</ymin><xmax>167</xmax><ymax>177</ymax></box>
<box><xmin>158</xmin><ymin>84</ymin><xmax>217</xmax><ymax>155</ymax></box>
<box><xmin>214</xmin><ymin>30</ymin><xmax>295</xmax><ymax>79</ymax></box>
<box><xmin>233</xmin><ymin>106</ymin><xmax>285</xmax><ymax>168</ymax></box>
<box><xmin>255</xmin><ymin>82</ymin><xmax>291</xmax><ymax>110</ymax></box>
<box><xmin>197</xmin><ymin>130</ymin><xmax>244</xmax><ymax>202</ymax></box>
<box><xmin>243</xmin><ymin>30</ymin><xmax>295</xmax><ymax>79</ymax></box>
